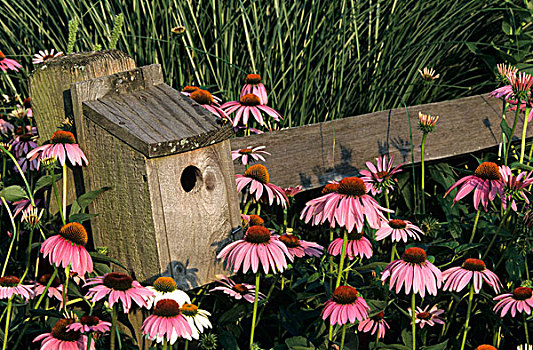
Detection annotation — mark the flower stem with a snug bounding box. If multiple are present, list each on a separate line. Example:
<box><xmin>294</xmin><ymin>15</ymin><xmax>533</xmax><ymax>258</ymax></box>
<box><xmin>86</xmin><ymin>333</ymin><xmax>93</xmax><ymax>350</ymax></box>
<box><xmin>2</xmin><ymin>297</ymin><xmax>13</xmax><ymax>350</ymax></box>
<box><xmin>329</xmin><ymin>229</ymin><xmax>334</xmax><ymax>294</ymax></box>
<box><xmin>110</xmin><ymin>304</ymin><xmax>118</xmax><ymax>350</ymax></box>
<box><xmin>524</xmin><ymin>312</ymin><xmax>530</xmax><ymax>345</ymax></box>
<box><xmin>420</xmin><ymin>132</ymin><xmax>428</xmax><ymax>214</ymax></box>
<box><xmin>482</xmin><ymin>208</ymin><xmax>511</xmax><ymax>260</ymax></box>
<box><xmin>460</xmin><ymin>283</ymin><xmax>475</xmax><ymax>350</ymax></box>
<box><xmin>184</xmin><ymin>339</ymin><xmax>188</xmax><ymax>350</ymax></box>
<box><xmin>411</xmin><ymin>292</ymin><xmax>416</xmax><ymax>350</ymax></box>
<box><xmin>521</xmin><ymin>108</ymin><xmax>531</xmax><ymax>164</ymax></box>
<box><xmin>1</xmin><ymin>196</ymin><xmax>17</xmax><ymax>277</ymax></box>
<box><xmin>499</xmin><ymin>100</ymin><xmax>509</xmax><ymax>160</ymax></box>
<box><xmin>34</xmin><ymin>268</ymin><xmax>58</xmax><ymax>310</ymax></box>
<box><xmin>50</xmin><ymin>169</ymin><xmax>65</xmax><ymax>224</ymax></box>
<box><xmin>62</xmin><ymin>163</ymin><xmax>67</xmax><ymax>223</ymax></box>
<box><xmin>505</xmin><ymin>105</ymin><xmax>522</xmax><ymax>166</ymax></box>
<box><xmin>249</xmin><ymin>272</ymin><xmax>260</xmax><ymax>349</ymax></box>
<box><xmin>340</xmin><ymin>324</ymin><xmax>347</xmax><ymax>350</ymax></box>
<box><xmin>469</xmin><ymin>209</ymin><xmax>481</xmax><ymax>244</ymax></box>
<box><xmin>20</xmin><ymin>227</ymin><xmax>35</xmax><ymax>283</ymax></box>
<box><xmin>335</xmin><ymin>229</ymin><xmax>348</xmax><ymax>289</ymax></box>
<box><xmin>384</xmin><ymin>191</ymin><xmax>391</xmax><ymax>220</ymax></box>
<box><xmin>163</xmin><ymin>338</ymin><xmax>168</xmax><ymax>350</ymax></box>
<box><xmin>62</xmin><ymin>264</ymin><xmax>70</xmax><ymax>311</ymax></box>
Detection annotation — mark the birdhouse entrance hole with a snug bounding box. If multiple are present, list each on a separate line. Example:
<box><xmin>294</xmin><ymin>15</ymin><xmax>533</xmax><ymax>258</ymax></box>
<box><xmin>180</xmin><ymin>165</ymin><xmax>202</xmax><ymax>192</ymax></box>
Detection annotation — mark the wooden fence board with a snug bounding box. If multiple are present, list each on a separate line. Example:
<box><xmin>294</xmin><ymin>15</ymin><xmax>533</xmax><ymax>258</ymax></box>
<box><xmin>231</xmin><ymin>94</ymin><xmax>523</xmax><ymax>190</ymax></box>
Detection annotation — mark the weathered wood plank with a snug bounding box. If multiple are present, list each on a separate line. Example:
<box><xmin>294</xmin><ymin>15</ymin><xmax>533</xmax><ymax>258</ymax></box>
<box><xmin>231</xmin><ymin>94</ymin><xmax>523</xmax><ymax>189</ymax></box>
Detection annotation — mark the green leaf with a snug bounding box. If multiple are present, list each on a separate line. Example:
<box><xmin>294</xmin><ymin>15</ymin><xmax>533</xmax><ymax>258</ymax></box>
<box><xmin>33</xmin><ymin>175</ymin><xmax>54</xmax><ymax>194</ymax></box>
<box><xmin>285</xmin><ymin>336</ymin><xmax>315</xmax><ymax>350</ymax></box>
<box><xmin>218</xmin><ymin>331</ymin><xmax>239</xmax><ymax>350</ymax></box>
<box><xmin>422</xmin><ymin>340</ymin><xmax>449</xmax><ymax>350</ymax></box>
<box><xmin>500</xmin><ymin>118</ymin><xmax>512</xmax><ymax>141</ymax></box>
<box><xmin>502</xmin><ymin>21</ymin><xmax>513</xmax><ymax>35</ymax></box>
<box><xmin>29</xmin><ymin>309</ymin><xmax>63</xmax><ymax>318</ymax></box>
<box><xmin>401</xmin><ymin>329</ymin><xmax>413</xmax><ymax>348</ymax></box>
<box><xmin>0</xmin><ymin>185</ymin><xmax>28</xmax><ymax>202</ymax></box>
<box><xmin>68</xmin><ymin>213</ymin><xmax>99</xmax><ymax>223</ymax></box>
<box><xmin>89</xmin><ymin>252</ymin><xmax>128</xmax><ymax>271</ymax></box>
<box><xmin>70</xmin><ymin>186</ymin><xmax>110</xmax><ymax>215</ymax></box>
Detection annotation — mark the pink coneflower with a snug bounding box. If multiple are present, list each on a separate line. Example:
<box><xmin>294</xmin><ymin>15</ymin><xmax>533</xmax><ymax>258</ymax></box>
<box><xmin>381</xmin><ymin>247</ymin><xmax>442</xmax><ymax>297</ymax></box>
<box><xmin>0</xmin><ymin>276</ymin><xmax>33</xmax><ymax>300</ymax></box>
<box><xmin>222</xmin><ymin>93</ymin><xmax>282</xmax><ymax>127</ymax></box>
<box><xmin>241</xmin><ymin>74</ymin><xmax>268</xmax><ymax>104</ymax></box>
<box><xmin>33</xmin><ymin>318</ymin><xmax>94</xmax><ymax>350</ymax></box>
<box><xmin>231</xmin><ymin>145</ymin><xmax>270</xmax><ymax>165</ymax></box>
<box><xmin>283</xmin><ymin>185</ymin><xmax>303</xmax><ymax>197</ymax></box>
<box><xmin>357</xmin><ymin>311</ymin><xmax>389</xmax><ymax>339</ymax></box>
<box><xmin>301</xmin><ymin>177</ymin><xmax>391</xmax><ymax>233</ymax></box>
<box><xmin>217</xmin><ymin>225</ymin><xmax>293</xmax><ymax>274</ymax></box>
<box><xmin>189</xmin><ymin>89</ymin><xmax>228</xmax><ymax>120</ymax></box>
<box><xmin>0</xmin><ymin>119</ymin><xmax>14</xmax><ymax>135</ymax></box>
<box><xmin>12</xmin><ymin>198</ymin><xmax>41</xmax><ymax>219</ymax></box>
<box><xmin>328</xmin><ymin>231</ymin><xmax>373</xmax><ymax>260</ymax></box>
<box><xmin>418</xmin><ymin>67</ymin><xmax>440</xmax><ymax>81</ymax></box>
<box><xmin>507</xmin><ymin>71</ymin><xmax>533</xmax><ymax>99</ymax></box>
<box><xmin>493</xmin><ymin>287</ymin><xmax>533</xmax><ymax>317</ymax></box>
<box><xmin>444</xmin><ymin>162</ymin><xmax>505</xmax><ymax>211</ymax></box>
<box><xmin>32</xmin><ymin>49</ymin><xmax>64</xmax><ymax>64</ymax></box>
<box><xmin>321</xmin><ymin>286</ymin><xmax>370</xmax><ymax>326</ymax></box>
<box><xmin>418</xmin><ymin>112</ymin><xmax>439</xmax><ymax>133</ymax></box>
<box><xmin>33</xmin><ymin>273</ymin><xmax>63</xmax><ymax>302</ymax></box>
<box><xmin>235</xmin><ymin>164</ymin><xmax>289</xmax><ymax>208</ymax></box>
<box><xmin>499</xmin><ymin>166</ymin><xmax>533</xmax><ymax>211</ymax></box>
<box><xmin>475</xmin><ymin>346</ymin><xmax>497</xmax><ymax>350</ymax></box>
<box><xmin>277</xmin><ymin>233</ymin><xmax>323</xmax><ymax>258</ymax></box>
<box><xmin>442</xmin><ymin>258</ymin><xmax>502</xmax><ymax>294</ymax></box>
<box><xmin>209</xmin><ymin>274</ymin><xmax>265</xmax><ymax>303</ymax></box>
<box><xmin>241</xmin><ymin>214</ymin><xmax>265</xmax><ymax>227</ymax></box>
<box><xmin>146</xmin><ymin>276</ymin><xmax>190</xmax><ymax>309</ymax></box>
<box><xmin>497</xmin><ymin>63</ymin><xmax>518</xmax><ymax>80</ymax></box>
<box><xmin>180</xmin><ymin>303</ymin><xmax>212</xmax><ymax>339</ymax></box>
<box><xmin>8</xmin><ymin>106</ymin><xmax>31</xmax><ymax>120</ymax></box>
<box><xmin>67</xmin><ymin>315</ymin><xmax>111</xmax><ymax>334</ymax></box>
<box><xmin>360</xmin><ymin>155</ymin><xmax>403</xmax><ymax>195</ymax></box>
<box><xmin>181</xmin><ymin>86</ymin><xmax>222</xmax><ymax>106</ymax></box>
<box><xmin>408</xmin><ymin>304</ymin><xmax>445</xmax><ymax>328</ymax></box>
<box><xmin>10</xmin><ymin>128</ymin><xmax>37</xmax><ymax>158</ymax></box>
<box><xmin>490</xmin><ymin>84</ymin><xmax>514</xmax><ymax>100</ymax></box>
<box><xmin>85</xmin><ymin>272</ymin><xmax>153</xmax><ymax>313</ymax></box>
<box><xmin>375</xmin><ymin>219</ymin><xmax>425</xmax><ymax>243</ymax></box>
<box><xmin>0</xmin><ymin>52</ymin><xmax>22</xmax><ymax>72</ymax></box>
<box><xmin>27</xmin><ymin>130</ymin><xmax>88</xmax><ymax>169</ymax></box>
<box><xmin>41</xmin><ymin>222</ymin><xmax>94</xmax><ymax>276</ymax></box>
<box><xmin>141</xmin><ymin>299</ymin><xmax>193</xmax><ymax>343</ymax></box>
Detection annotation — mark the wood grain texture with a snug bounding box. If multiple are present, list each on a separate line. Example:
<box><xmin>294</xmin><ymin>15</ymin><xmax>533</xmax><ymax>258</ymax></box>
<box><xmin>231</xmin><ymin>94</ymin><xmax>522</xmax><ymax>190</ymax></box>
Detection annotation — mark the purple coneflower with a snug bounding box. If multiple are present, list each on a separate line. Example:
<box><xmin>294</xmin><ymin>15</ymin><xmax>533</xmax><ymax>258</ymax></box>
<box><xmin>10</xmin><ymin>127</ymin><xmax>37</xmax><ymax>158</ymax></box>
<box><xmin>408</xmin><ymin>304</ymin><xmax>445</xmax><ymax>328</ymax></box>
<box><xmin>181</xmin><ymin>86</ymin><xmax>222</xmax><ymax>106</ymax></box>
<box><xmin>235</xmin><ymin>164</ymin><xmax>289</xmax><ymax>208</ymax></box>
<box><xmin>493</xmin><ymin>287</ymin><xmax>533</xmax><ymax>317</ymax></box>
<box><xmin>277</xmin><ymin>233</ymin><xmax>323</xmax><ymax>258</ymax></box>
<box><xmin>507</xmin><ymin>71</ymin><xmax>533</xmax><ymax>99</ymax></box>
<box><xmin>241</xmin><ymin>214</ymin><xmax>265</xmax><ymax>227</ymax></box>
<box><xmin>0</xmin><ymin>119</ymin><xmax>14</xmax><ymax>135</ymax></box>
<box><xmin>217</xmin><ymin>225</ymin><xmax>293</xmax><ymax>274</ymax></box>
<box><xmin>67</xmin><ymin>315</ymin><xmax>111</xmax><ymax>334</ymax></box>
<box><xmin>360</xmin><ymin>155</ymin><xmax>403</xmax><ymax>195</ymax></box>
<box><xmin>381</xmin><ymin>247</ymin><xmax>442</xmax><ymax>297</ymax></box>
<box><xmin>32</xmin><ymin>49</ymin><xmax>64</xmax><ymax>64</ymax></box>
<box><xmin>240</xmin><ymin>74</ymin><xmax>268</xmax><ymax>104</ymax></box>
<box><xmin>41</xmin><ymin>222</ymin><xmax>94</xmax><ymax>276</ymax></box>
<box><xmin>189</xmin><ymin>89</ymin><xmax>228</xmax><ymax>120</ymax></box>
<box><xmin>33</xmin><ymin>273</ymin><xmax>63</xmax><ymax>302</ymax></box>
<box><xmin>283</xmin><ymin>185</ymin><xmax>303</xmax><ymax>197</ymax></box>
<box><xmin>180</xmin><ymin>303</ymin><xmax>212</xmax><ymax>339</ymax></box>
<box><xmin>141</xmin><ymin>299</ymin><xmax>192</xmax><ymax>343</ymax></box>
<box><xmin>328</xmin><ymin>231</ymin><xmax>373</xmax><ymax>260</ymax></box>
<box><xmin>146</xmin><ymin>276</ymin><xmax>190</xmax><ymax>309</ymax></box>
<box><xmin>442</xmin><ymin>258</ymin><xmax>502</xmax><ymax>294</ymax></box>
<box><xmin>222</xmin><ymin>93</ymin><xmax>282</xmax><ymax>127</ymax></box>
<box><xmin>85</xmin><ymin>272</ymin><xmax>153</xmax><ymax>313</ymax></box>
<box><xmin>321</xmin><ymin>285</ymin><xmax>370</xmax><ymax>326</ymax></box>
<box><xmin>33</xmin><ymin>318</ymin><xmax>94</xmax><ymax>350</ymax></box>
<box><xmin>445</xmin><ymin>162</ymin><xmax>505</xmax><ymax>211</ymax></box>
<box><xmin>375</xmin><ymin>219</ymin><xmax>425</xmax><ymax>243</ymax></box>
<box><xmin>12</xmin><ymin>198</ymin><xmax>40</xmax><ymax>219</ymax></box>
<box><xmin>231</xmin><ymin>145</ymin><xmax>270</xmax><ymax>165</ymax></box>
<box><xmin>301</xmin><ymin>177</ymin><xmax>391</xmax><ymax>233</ymax></box>
<box><xmin>0</xmin><ymin>52</ymin><xmax>21</xmax><ymax>72</ymax></box>
<box><xmin>499</xmin><ymin>165</ymin><xmax>533</xmax><ymax>211</ymax></box>
<box><xmin>418</xmin><ymin>67</ymin><xmax>440</xmax><ymax>81</ymax></box>
<box><xmin>209</xmin><ymin>274</ymin><xmax>265</xmax><ymax>303</ymax></box>
<box><xmin>27</xmin><ymin>130</ymin><xmax>88</xmax><ymax>169</ymax></box>
<box><xmin>0</xmin><ymin>276</ymin><xmax>33</xmax><ymax>300</ymax></box>
<box><xmin>357</xmin><ymin>311</ymin><xmax>389</xmax><ymax>339</ymax></box>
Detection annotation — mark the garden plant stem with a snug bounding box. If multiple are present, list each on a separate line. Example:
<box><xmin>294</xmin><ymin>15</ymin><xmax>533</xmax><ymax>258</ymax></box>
<box><xmin>411</xmin><ymin>292</ymin><xmax>416</xmax><ymax>350</ymax></box>
<box><xmin>469</xmin><ymin>209</ymin><xmax>481</xmax><ymax>244</ymax></box>
<box><xmin>460</xmin><ymin>283</ymin><xmax>475</xmax><ymax>350</ymax></box>
<box><xmin>20</xmin><ymin>227</ymin><xmax>34</xmax><ymax>282</ymax></box>
<box><xmin>482</xmin><ymin>208</ymin><xmax>511</xmax><ymax>260</ymax></box>
<box><xmin>384</xmin><ymin>191</ymin><xmax>391</xmax><ymax>220</ymax></box>
<box><xmin>110</xmin><ymin>304</ymin><xmax>118</xmax><ymax>350</ymax></box>
<box><xmin>62</xmin><ymin>163</ymin><xmax>67</xmax><ymax>222</ymax></box>
<box><xmin>86</xmin><ymin>334</ymin><xmax>93</xmax><ymax>350</ymax></box>
<box><xmin>521</xmin><ymin>108</ymin><xmax>531</xmax><ymax>164</ymax></box>
<box><xmin>163</xmin><ymin>338</ymin><xmax>168</xmax><ymax>350</ymax></box>
<box><xmin>524</xmin><ymin>312</ymin><xmax>530</xmax><ymax>345</ymax></box>
<box><xmin>329</xmin><ymin>229</ymin><xmax>349</xmax><ymax>341</ymax></box>
<box><xmin>62</xmin><ymin>264</ymin><xmax>70</xmax><ymax>311</ymax></box>
<box><xmin>420</xmin><ymin>132</ymin><xmax>428</xmax><ymax>214</ymax></box>
<box><xmin>51</xmin><ymin>170</ymin><xmax>65</xmax><ymax>224</ymax></box>
<box><xmin>249</xmin><ymin>272</ymin><xmax>260</xmax><ymax>349</ymax></box>
<box><xmin>505</xmin><ymin>106</ymin><xmax>521</xmax><ymax>166</ymax></box>
<box><xmin>33</xmin><ymin>268</ymin><xmax>58</xmax><ymax>310</ymax></box>
<box><xmin>2</xmin><ymin>297</ymin><xmax>13</xmax><ymax>350</ymax></box>
<box><xmin>340</xmin><ymin>324</ymin><xmax>347</xmax><ymax>350</ymax></box>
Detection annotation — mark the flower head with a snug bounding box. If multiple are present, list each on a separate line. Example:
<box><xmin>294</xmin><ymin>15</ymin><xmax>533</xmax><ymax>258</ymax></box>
<box><xmin>283</xmin><ymin>185</ymin><xmax>303</xmax><ymax>197</ymax></box>
<box><xmin>507</xmin><ymin>71</ymin><xmax>533</xmax><ymax>100</ymax></box>
<box><xmin>85</xmin><ymin>272</ymin><xmax>154</xmax><ymax>313</ymax></box>
<box><xmin>301</xmin><ymin>177</ymin><xmax>392</xmax><ymax>232</ymax></box>
<box><xmin>27</xmin><ymin>130</ymin><xmax>88</xmax><ymax>169</ymax></box>
<box><xmin>236</xmin><ymin>164</ymin><xmax>289</xmax><ymax>208</ymax></box>
<box><xmin>442</xmin><ymin>258</ymin><xmax>502</xmax><ymax>294</ymax></box>
<box><xmin>146</xmin><ymin>276</ymin><xmax>190</xmax><ymax>309</ymax></box>
<box><xmin>67</xmin><ymin>315</ymin><xmax>112</xmax><ymax>334</ymax></box>
<box><xmin>141</xmin><ymin>299</ymin><xmax>193</xmax><ymax>343</ymax></box>
<box><xmin>41</xmin><ymin>222</ymin><xmax>93</xmax><ymax>276</ymax></box>
<box><xmin>209</xmin><ymin>274</ymin><xmax>265</xmax><ymax>303</ymax></box>
<box><xmin>418</xmin><ymin>67</ymin><xmax>440</xmax><ymax>81</ymax></box>
<box><xmin>181</xmin><ymin>86</ymin><xmax>222</xmax><ymax>106</ymax></box>
<box><xmin>444</xmin><ymin>162</ymin><xmax>505</xmax><ymax>211</ymax></box>
<box><xmin>493</xmin><ymin>287</ymin><xmax>533</xmax><ymax>317</ymax></box>
<box><xmin>0</xmin><ymin>275</ymin><xmax>33</xmax><ymax>300</ymax></box>
<box><xmin>277</xmin><ymin>233</ymin><xmax>323</xmax><ymax>258</ymax></box>
<box><xmin>241</xmin><ymin>214</ymin><xmax>265</xmax><ymax>227</ymax></box>
<box><xmin>222</xmin><ymin>94</ymin><xmax>282</xmax><ymax>128</ymax></box>
<box><xmin>189</xmin><ymin>89</ymin><xmax>228</xmax><ymax>120</ymax></box>
<box><xmin>475</xmin><ymin>346</ymin><xmax>497</xmax><ymax>350</ymax></box>
<box><xmin>180</xmin><ymin>303</ymin><xmax>212</xmax><ymax>339</ymax></box>
<box><xmin>499</xmin><ymin>166</ymin><xmax>533</xmax><ymax>212</ymax></box>
<box><xmin>33</xmin><ymin>273</ymin><xmax>63</xmax><ymax>302</ymax></box>
<box><xmin>231</xmin><ymin>146</ymin><xmax>270</xmax><ymax>165</ymax></box>
<box><xmin>22</xmin><ymin>207</ymin><xmax>44</xmax><ymax>229</ymax></box>
<box><xmin>321</xmin><ymin>286</ymin><xmax>370</xmax><ymax>326</ymax></box>
<box><xmin>240</xmin><ymin>73</ymin><xmax>268</xmax><ymax>104</ymax></box>
<box><xmin>497</xmin><ymin>63</ymin><xmax>518</xmax><ymax>84</ymax></box>
<box><xmin>408</xmin><ymin>304</ymin><xmax>445</xmax><ymax>329</ymax></box>
<box><xmin>328</xmin><ymin>231</ymin><xmax>373</xmax><ymax>260</ymax></box>
<box><xmin>381</xmin><ymin>247</ymin><xmax>442</xmax><ymax>297</ymax></box>
<box><xmin>357</xmin><ymin>311</ymin><xmax>389</xmax><ymax>339</ymax></box>
<box><xmin>0</xmin><ymin>52</ymin><xmax>22</xmax><ymax>72</ymax></box>
<box><xmin>33</xmin><ymin>318</ymin><xmax>94</xmax><ymax>350</ymax></box>
<box><xmin>33</xmin><ymin>49</ymin><xmax>64</xmax><ymax>64</ymax></box>
<box><xmin>375</xmin><ymin>218</ymin><xmax>425</xmax><ymax>243</ymax></box>
<box><xmin>418</xmin><ymin>112</ymin><xmax>439</xmax><ymax>133</ymax></box>
<box><xmin>360</xmin><ymin>155</ymin><xmax>403</xmax><ymax>195</ymax></box>
<box><xmin>216</xmin><ymin>225</ymin><xmax>293</xmax><ymax>274</ymax></box>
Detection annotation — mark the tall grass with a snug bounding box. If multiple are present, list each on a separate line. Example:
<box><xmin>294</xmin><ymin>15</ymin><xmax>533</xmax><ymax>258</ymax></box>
<box><xmin>0</xmin><ymin>0</ymin><xmax>531</xmax><ymax>127</ymax></box>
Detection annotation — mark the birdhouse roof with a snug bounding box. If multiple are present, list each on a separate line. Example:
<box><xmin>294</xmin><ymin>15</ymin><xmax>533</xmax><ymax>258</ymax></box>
<box><xmin>82</xmin><ymin>83</ymin><xmax>233</xmax><ymax>158</ymax></box>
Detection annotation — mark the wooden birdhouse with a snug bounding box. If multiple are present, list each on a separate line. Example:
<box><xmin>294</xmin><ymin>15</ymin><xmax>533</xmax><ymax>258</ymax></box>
<box><xmin>64</xmin><ymin>61</ymin><xmax>241</xmax><ymax>288</ymax></box>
